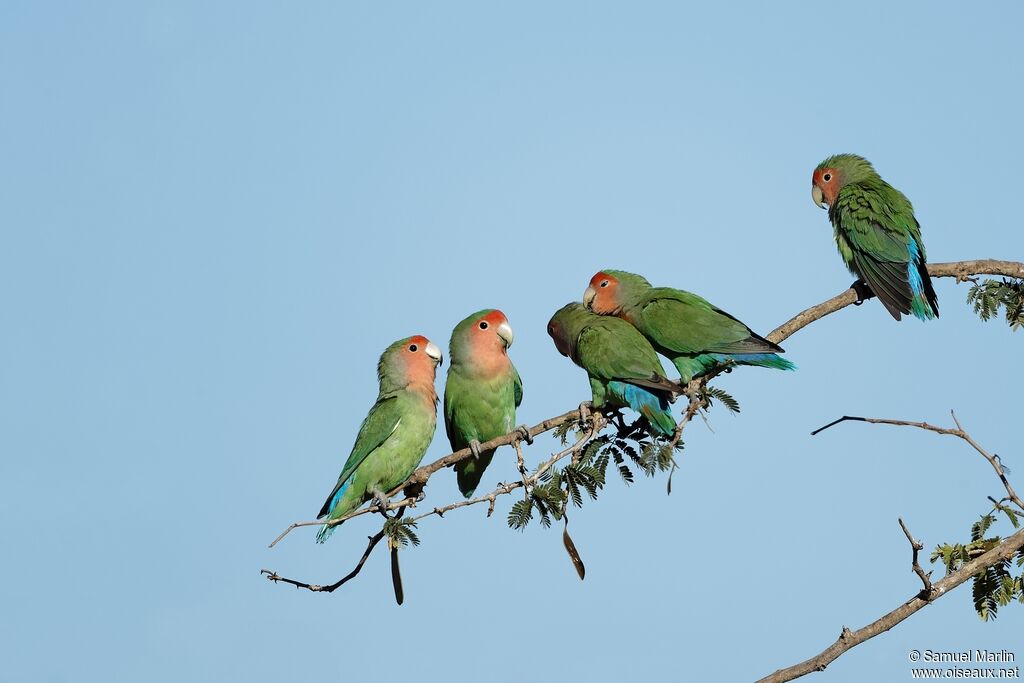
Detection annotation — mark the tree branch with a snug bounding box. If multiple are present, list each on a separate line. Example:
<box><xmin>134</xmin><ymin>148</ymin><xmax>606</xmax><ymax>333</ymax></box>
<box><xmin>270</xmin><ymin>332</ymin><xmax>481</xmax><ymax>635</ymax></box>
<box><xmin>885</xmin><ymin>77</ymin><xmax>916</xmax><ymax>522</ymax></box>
<box><xmin>811</xmin><ymin>412</ymin><xmax>1023</xmax><ymax>512</ymax></box>
<box><xmin>755</xmin><ymin>526</ymin><xmax>1024</xmax><ymax>683</ymax></box>
<box><xmin>758</xmin><ymin>411</ymin><xmax>1021</xmax><ymax>681</ymax></box>
<box><xmin>261</xmin><ymin>528</ymin><xmax>386</xmax><ymax>593</ymax></box>
<box><xmin>768</xmin><ymin>259</ymin><xmax>1024</xmax><ymax>344</ymax></box>
<box><xmin>266</xmin><ymin>258</ymin><xmax>1024</xmax><ymax>612</ymax></box>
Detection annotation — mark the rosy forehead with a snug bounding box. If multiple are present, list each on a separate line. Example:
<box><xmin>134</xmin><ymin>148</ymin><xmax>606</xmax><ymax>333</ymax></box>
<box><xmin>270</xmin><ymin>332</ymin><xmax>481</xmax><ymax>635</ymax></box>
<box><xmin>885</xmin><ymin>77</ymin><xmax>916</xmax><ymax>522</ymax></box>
<box><xmin>480</xmin><ymin>310</ymin><xmax>507</xmax><ymax>326</ymax></box>
<box><xmin>812</xmin><ymin>168</ymin><xmax>833</xmax><ymax>183</ymax></box>
<box><xmin>590</xmin><ymin>271</ymin><xmax>616</xmax><ymax>287</ymax></box>
<box><xmin>407</xmin><ymin>334</ymin><xmax>430</xmax><ymax>347</ymax></box>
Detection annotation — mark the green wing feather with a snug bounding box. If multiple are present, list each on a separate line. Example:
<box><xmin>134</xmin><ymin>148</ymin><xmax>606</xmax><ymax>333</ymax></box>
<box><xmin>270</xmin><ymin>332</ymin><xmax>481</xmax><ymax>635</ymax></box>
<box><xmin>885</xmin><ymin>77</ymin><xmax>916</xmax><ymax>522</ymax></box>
<box><xmin>832</xmin><ymin>183</ymin><xmax>919</xmax><ymax>319</ymax></box>
<box><xmin>634</xmin><ymin>289</ymin><xmax>782</xmax><ymax>355</ymax></box>
<box><xmin>576</xmin><ymin>318</ymin><xmax>677</xmax><ymax>392</ymax></box>
<box><xmin>317</xmin><ymin>394</ymin><xmax>402</xmax><ymax>518</ymax></box>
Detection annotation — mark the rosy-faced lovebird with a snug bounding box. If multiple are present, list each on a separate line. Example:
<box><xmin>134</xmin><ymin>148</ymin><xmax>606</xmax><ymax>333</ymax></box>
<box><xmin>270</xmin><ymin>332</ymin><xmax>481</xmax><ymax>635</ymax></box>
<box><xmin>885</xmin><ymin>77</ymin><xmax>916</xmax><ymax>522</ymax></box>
<box><xmin>444</xmin><ymin>309</ymin><xmax>523</xmax><ymax>498</ymax></box>
<box><xmin>315</xmin><ymin>335</ymin><xmax>443</xmax><ymax>542</ymax></box>
<box><xmin>547</xmin><ymin>302</ymin><xmax>680</xmax><ymax>437</ymax></box>
<box><xmin>811</xmin><ymin>154</ymin><xmax>939</xmax><ymax>321</ymax></box>
<box><xmin>584</xmin><ymin>270</ymin><xmax>796</xmax><ymax>384</ymax></box>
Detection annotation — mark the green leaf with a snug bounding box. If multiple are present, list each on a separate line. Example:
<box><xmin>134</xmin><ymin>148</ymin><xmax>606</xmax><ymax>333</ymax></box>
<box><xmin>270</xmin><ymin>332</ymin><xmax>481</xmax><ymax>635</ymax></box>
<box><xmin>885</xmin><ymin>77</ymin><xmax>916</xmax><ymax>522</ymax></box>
<box><xmin>705</xmin><ymin>385</ymin><xmax>741</xmax><ymax>414</ymax></box>
<box><xmin>967</xmin><ymin>278</ymin><xmax>1024</xmax><ymax>330</ymax></box>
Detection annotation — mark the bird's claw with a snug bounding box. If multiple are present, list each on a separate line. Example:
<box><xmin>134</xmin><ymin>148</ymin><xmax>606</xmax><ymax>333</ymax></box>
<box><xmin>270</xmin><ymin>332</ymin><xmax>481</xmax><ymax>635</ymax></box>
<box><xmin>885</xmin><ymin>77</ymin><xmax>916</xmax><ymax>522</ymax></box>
<box><xmin>850</xmin><ymin>279</ymin><xmax>874</xmax><ymax>306</ymax></box>
<box><xmin>370</xmin><ymin>488</ymin><xmax>390</xmax><ymax>512</ymax></box>
<box><xmin>514</xmin><ymin>424</ymin><xmax>533</xmax><ymax>445</ymax></box>
<box><xmin>469</xmin><ymin>440</ymin><xmax>483</xmax><ymax>460</ymax></box>
<box><xmin>578</xmin><ymin>401</ymin><xmax>592</xmax><ymax>424</ymax></box>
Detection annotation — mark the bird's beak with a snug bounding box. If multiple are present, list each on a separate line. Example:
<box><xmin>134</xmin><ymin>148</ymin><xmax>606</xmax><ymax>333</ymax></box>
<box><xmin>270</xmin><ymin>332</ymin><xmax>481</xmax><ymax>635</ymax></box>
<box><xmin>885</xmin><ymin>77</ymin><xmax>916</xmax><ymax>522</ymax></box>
<box><xmin>811</xmin><ymin>185</ymin><xmax>828</xmax><ymax>209</ymax></box>
<box><xmin>496</xmin><ymin>320</ymin><xmax>514</xmax><ymax>349</ymax></box>
<box><xmin>425</xmin><ymin>341</ymin><xmax>443</xmax><ymax>367</ymax></box>
<box><xmin>582</xmin><ymin>286</ymin><xmax>596</xmax><ymax>310</ymax></box>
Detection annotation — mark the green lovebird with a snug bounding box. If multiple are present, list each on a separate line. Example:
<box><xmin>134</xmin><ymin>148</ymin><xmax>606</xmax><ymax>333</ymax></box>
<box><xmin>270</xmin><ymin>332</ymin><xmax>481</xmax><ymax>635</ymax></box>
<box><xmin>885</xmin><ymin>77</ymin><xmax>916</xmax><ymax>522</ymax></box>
<box><xmin>584</xmin><ymin>270</ymin><xmax>795</xmax><ymax>384</ymax></box>
<box><xmin>811</xmin><ymin>154</ymin><xmax>939</xmax><ymax>320</ymax></box>
<box><xmin>315</xmin><ymin>335</ymin><xmax>442</xmax><ymax>543</ymax></box>
<box><xmin>547</xmin><ymin>302</ymin><xmax>681</xmax><ymax>437</ymax></box>
<box><xmin>443</xmin><ymin>309</ymin><xmax>522</xmax><ymax>498</ymax></box>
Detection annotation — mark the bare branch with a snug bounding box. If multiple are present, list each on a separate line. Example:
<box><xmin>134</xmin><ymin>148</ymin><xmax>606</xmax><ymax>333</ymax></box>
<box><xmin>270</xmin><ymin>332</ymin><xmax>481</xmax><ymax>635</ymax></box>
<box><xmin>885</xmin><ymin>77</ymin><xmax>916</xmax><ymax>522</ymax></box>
<box><xmin>812</xmin><ymin>413</ymin><xmax>1023</xmax><ymax>511</ymax></box>
<box><xmin>759</xmin><ymin>411</ymin><xmax>1022</xmax><ymax>681</ymax></box>
<box><xmin>261</xmin><ymin>529</ymin><xmax>386</xmax><ymax>593</ymax></box>
<box><xmin>768</xmin><ymin>259</ymin><xmax>1024</xmax><ymax>344</ymax></box>
<box><xmin>898</xmin><ymin>517</ymin><xmax>933</xmax><ymax>595</ymax></box>
<box><xmin>756</xmin><ymin>526</ymin><xmax>1024</xmax><ymax>683</ymax></box>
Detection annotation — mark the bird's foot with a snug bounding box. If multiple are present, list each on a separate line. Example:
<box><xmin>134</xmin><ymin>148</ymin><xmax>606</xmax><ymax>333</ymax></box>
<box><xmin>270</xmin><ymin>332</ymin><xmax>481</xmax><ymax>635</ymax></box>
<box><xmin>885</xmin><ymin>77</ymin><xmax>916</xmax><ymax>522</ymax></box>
<box><xmin>578</xmin><ymin>401</ymin><xmax>592</xmax><ymax>424</ymax></box>
<box><xmin>850</xmin><ymin>279</ymin><xmax>875</xmax><ymax>306</ymax></box>
<box><xmin>468</xmin><ymin>439</ymin><xmax>483</xmax><ymax>460</ymax></box>
<box><xmin>514</xmin><ymin>424</ymin><xmax>533</xmax><ymax>445</ymax></box>
<box><xmin>370</xmin><ymin>487</ymin><xmax>390</xmax><ymax>513</ymax></box>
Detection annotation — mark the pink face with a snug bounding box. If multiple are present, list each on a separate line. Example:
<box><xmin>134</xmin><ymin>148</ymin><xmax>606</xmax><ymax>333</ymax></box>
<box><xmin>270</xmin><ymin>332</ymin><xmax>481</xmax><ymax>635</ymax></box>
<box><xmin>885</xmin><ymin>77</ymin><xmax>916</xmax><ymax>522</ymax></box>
<box><xmin>584</xmin><ymin>271</ymin><xmax>622</xmax><ymax>314</ymax></box>
<box><xmin>811</xmin><ymin>167</ymin><xmax>841</xmax><ymax>208</ymax></box>
<box><xmin>465</xmin><ymin>310</ymin><xmax>513</xmax><ymax>354</ymax></box>
<box><xmin>399</xmin><ymin>334</ymin><xmax>442</xmax><ymax>386</ymax></box>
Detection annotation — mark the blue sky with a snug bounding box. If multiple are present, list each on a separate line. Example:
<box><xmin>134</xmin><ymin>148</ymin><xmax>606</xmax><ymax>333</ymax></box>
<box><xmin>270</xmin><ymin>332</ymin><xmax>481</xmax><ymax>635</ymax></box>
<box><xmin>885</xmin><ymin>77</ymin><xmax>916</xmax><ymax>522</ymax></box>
<box><xmin>3</xmin><ymin>2</ymin><xmax>1023</xmax><ymax>681</ymax></box>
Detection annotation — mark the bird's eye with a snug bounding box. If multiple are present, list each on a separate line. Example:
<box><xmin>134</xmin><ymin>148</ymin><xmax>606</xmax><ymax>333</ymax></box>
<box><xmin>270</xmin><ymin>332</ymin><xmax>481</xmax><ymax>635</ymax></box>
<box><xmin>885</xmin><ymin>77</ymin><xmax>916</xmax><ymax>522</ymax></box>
<box><xmin>600</xmin><ymin>280</ymin><xmax>609</xmax><ymax>288</ymax></box>
<box><xmin>823</xmin><ymin>173</ymin><xmax>832</xmax><ymax>182</ymax></box>
<box><xmin>479</xmin><ymin>321</ymin><xmax>489</xmax><ymax>330</ymax></box>
<box><xmin>408</xmin><ymin>344</ymin><xmax>418</xmax><ymax>352</ymax></box>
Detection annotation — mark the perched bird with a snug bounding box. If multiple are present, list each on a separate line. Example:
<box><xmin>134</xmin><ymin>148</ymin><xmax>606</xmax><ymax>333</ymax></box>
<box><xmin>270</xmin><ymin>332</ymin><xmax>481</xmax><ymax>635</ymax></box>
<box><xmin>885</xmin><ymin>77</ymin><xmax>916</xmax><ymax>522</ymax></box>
<box><xmin>444</xmin><ymin>309</ymin><xmax>522</xmax><ymax>498</ymax></box>
<box><xmin>316</xmin><ymin>335</ymin><xmax>443</xmax><ymax>542</ymax></box>
<box><xmin>811</xmin><ymin>154</ymin><xmax>939</xmax><ymax>320</ymax></box>
<box><xmin>547</xmin><ymin>302</ymin><xmax>680</xmax><ymax>437</ymax></box>
<box><xmin>584</xmin><ymin>270</ymin><xmax>795</xmax><ymax>384</ymax></box>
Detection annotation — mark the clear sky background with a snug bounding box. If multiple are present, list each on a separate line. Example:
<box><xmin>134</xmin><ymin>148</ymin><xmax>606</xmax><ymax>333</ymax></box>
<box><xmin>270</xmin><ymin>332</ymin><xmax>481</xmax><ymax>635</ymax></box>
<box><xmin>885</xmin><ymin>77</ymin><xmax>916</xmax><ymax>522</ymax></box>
<box><xmin>3</xmin><ymin>3</ymin><xmax>1023</xmax><ymax>681</ymax></box>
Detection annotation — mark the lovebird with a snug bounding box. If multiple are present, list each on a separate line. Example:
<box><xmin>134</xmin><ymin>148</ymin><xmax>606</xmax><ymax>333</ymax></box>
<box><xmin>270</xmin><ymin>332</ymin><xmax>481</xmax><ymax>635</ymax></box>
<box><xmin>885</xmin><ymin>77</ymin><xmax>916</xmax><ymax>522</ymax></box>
<box><xmin>547</xmin><ymin>302</ymin><xmax>681</xmax><ymax>437</ymax></box>
<box><xmin>583</xmin><ymin>270</ymin><xmax>795</xmax><ymax>384</ymax></box>
<box><xmin>316</xmin><ymin>335</ymin><xmax>443</xmax><ymax>542</ymax></box>
<box><xmin>811</xmin><ymin>154</ymin><xmax>939</xmax><ymax>321</ymax></box>
<box><xmin>444</xmin><ymin>309</ymin><xmax>522</xmax><ymax>498</ymax></box>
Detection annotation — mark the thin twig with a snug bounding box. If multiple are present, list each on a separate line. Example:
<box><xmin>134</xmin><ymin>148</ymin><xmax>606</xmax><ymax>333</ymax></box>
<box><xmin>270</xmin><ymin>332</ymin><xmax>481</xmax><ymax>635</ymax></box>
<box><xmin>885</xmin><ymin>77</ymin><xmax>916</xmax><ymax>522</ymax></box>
<box><xmin>812</xmin><ymin>413</ymin><xmax>1023</xmax><ymax>511</ymax></box>
<box><xmin>898</xmin><ymin>517</ymin><xmax>933</xmax><ymax>596</ymax></box>
<box><xmin>261</xmin><ymin>529</ymin><xmax>386</xmax><ymax>593</ymax></box>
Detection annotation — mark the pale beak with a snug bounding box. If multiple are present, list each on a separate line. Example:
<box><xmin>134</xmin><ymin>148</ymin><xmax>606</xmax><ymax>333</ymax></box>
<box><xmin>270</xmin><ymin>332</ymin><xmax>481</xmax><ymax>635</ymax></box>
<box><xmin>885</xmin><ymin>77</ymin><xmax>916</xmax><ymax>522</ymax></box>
<box><xmin>582</xmin><ymin>286</ymin><xmax>596</xmax><ymax>310</ymax></box>
<box><xmin>425</xmin><ymin>341</ymin><xmax>443</xmax><ymax>366</ymax></box>
<box><xmin>811</xmin><ymin>185</ymin><xmax>828</xmax><ymax>209</ymax></box>
<box><xmin>496</xmin><ymin>320</ymin><xmax>514</xmax><ymax>349</ymax></box>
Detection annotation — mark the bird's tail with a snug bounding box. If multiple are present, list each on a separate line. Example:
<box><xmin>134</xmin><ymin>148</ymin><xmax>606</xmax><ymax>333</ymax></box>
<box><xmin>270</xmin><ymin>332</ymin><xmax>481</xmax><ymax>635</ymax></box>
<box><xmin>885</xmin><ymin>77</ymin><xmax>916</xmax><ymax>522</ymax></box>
<box><xmin>621</xmin><ymin>384</ymin><xmax>677</xmax><ymax>437</ymax></box>
<box><xmin>315</xmin><ymin>521</ymin><xmax>338</xmax><ymax>543</ymax></box>
<box><xmin>908</xmin><ymin>242</ymin><xmax>939</xmax><ymax>321</ymax></box>
<box><xmin>713</xmin><ymin>352</ymin><xmax>797</xmax><ymax>372</ymax></box>
<box><xmin>455</xmin><ymin>450</ymin><xmax>495</xmax><ymax>499</ymax></box>
<box><xmin>315</xmin><ymin>479</ymin><xmax>352</xmax><ymax>544</ymax></box>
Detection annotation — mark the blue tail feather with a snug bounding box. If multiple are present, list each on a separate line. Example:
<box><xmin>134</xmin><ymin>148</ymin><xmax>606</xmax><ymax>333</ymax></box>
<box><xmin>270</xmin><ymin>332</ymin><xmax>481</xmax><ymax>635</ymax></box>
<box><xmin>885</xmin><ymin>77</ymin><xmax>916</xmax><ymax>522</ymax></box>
<box><xmin>315</xmin><ymin>478</ymin><xmax>352</xmax><ymax>543</ymax></box>
<box><xmin>907</xmin><ymin>238</ymin><xmax>938</xmax><ymax>321</ymax></box>
<box><xmin>619</xmin><ymin>383</ymin><xmax>676</xmax><ymax>437</ymax></box>
<box><xmin>708</xmin><ymin>353</ymin><xmax>797</xmax><ymax>372</ymax></box>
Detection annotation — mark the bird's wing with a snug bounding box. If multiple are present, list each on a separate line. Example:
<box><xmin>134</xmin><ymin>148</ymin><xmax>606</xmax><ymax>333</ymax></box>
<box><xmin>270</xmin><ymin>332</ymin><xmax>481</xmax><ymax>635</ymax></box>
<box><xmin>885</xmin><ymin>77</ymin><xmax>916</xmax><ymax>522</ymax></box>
<box><xmin>318</xmin><ymin>395</ymin><xmax>402</xmax><ymax>518</ymax></box>
<box><xmin>638</xmin><ymin>290</ymin><xmax>782</xmax><ymax>355</ymax></box>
